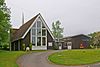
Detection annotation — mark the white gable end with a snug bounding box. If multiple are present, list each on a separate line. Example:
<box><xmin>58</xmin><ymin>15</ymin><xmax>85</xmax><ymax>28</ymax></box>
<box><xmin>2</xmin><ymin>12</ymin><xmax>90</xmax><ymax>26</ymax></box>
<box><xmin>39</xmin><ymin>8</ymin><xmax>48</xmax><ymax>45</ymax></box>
<box><xmin>22</xmin><ymin>14</ymin><xmax>54</xmax><ymax>40</ymax></box>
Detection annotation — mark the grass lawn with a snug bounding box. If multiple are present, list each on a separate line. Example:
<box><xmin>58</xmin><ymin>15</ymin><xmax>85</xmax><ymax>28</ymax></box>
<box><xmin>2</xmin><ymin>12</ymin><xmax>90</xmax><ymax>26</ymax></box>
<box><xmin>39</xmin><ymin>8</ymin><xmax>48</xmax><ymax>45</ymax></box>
<box><xmin>0</xmin><ymin>50</ymin><xmax>46</xmax><ymax>67</ymax></box>
<box><xmin>48</xmin><ymin>49</ymin><xmax>100</xmax><ymax>66</ymax></box>
<box><xmin>0</xmin><ymin>50</ymin><xmax>26</xmax><ymax>67</ymax></box>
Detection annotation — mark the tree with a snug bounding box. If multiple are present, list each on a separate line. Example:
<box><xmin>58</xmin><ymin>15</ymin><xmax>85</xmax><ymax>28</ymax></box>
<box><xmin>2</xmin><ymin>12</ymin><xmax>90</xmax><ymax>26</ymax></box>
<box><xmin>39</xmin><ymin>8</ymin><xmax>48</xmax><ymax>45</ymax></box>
<box><xmin>0</xmin><ymin>0</ymin><xmax>11</xmax><ymax>49</ymax></box>
<box><xmin>52</xmin><ymin>20</ymin><xmax>64</xmax><ymax>40</ymax></box>
<box><xmin>93</xmin><ymin>32</ymin><xmax>100</xmax><ymax>48</ymax></box>
<box><xmin>88</xmin><ymin>32</ymin><xmax>100</xmax><ymax>49</ymax></box>
<box><xmin>88</xmin><ymin>32</ymin><xmax>96</xmax><ymax>45</ymax></box>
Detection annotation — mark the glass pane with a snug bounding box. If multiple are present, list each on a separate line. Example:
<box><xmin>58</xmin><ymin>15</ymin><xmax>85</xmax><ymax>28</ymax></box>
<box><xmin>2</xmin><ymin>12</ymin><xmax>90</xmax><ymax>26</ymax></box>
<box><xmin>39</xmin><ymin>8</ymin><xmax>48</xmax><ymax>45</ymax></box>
<box><xmin>42</xmin><ymin>37</ymin><xmax>46</xmax><ymax>46</ymax></box>
<box><xmin>42</xmin><ymin>29</ymin><xmax>46</xmax><ymax>36</ymax></box>
<box><xmin>37</xmin><ymin>21</ymin><xmax>41</xmax><ymax>27</ymax></box>
<box><xmin>32</xmin><ymin>37</ymin><xmax>35</xmax><ymax>46</ymax></box>
<box><xmin>37</xmin><ymin>29</ymin><xmax>41</xmax><ymax>36</ymax></box>
<box><xmin>32</xmin><ymin>29</ymin><xmax>36</xmax><ymax>35</ymax></box>
<box><xmin>37</xmin><ymin>37</ymin><xmax>41</xmax><ymax>46</ymax></box>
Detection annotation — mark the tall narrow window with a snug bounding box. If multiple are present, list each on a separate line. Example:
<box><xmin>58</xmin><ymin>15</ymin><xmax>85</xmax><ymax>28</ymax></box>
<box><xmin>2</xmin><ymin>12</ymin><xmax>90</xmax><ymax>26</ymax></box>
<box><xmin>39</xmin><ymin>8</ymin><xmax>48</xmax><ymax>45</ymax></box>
<box><xmin>37</xmin><ymin>29</ymin><xmax>41</xmax><ymax>36</ymax></box>
<box><xmin>42</xmin><ymin>29</ymin><xmax>46</xmax><ymax>36</ymax></box>
<box><xmin>31</xmin><ymin>18</ymin><xmax>48</xmax><ymax>47</ymax></box>
<box><xmin>42</xmin><ymin>37</ymin><xmax>46</xmax><ymax>46</ymax></box>
<box><xmin>32</xmin><ymin>37</ymin><xmax>36</xmax><ymax>46</ymax></box>
<box><xmin>32</xmin><ymin>29</ymin><xmax>36</xmax><ymax>35</ymax></box>
<box><xmin>37</xmin><ymin>37</ymin><xmax>41</xmax><ymax>46</ymax></box>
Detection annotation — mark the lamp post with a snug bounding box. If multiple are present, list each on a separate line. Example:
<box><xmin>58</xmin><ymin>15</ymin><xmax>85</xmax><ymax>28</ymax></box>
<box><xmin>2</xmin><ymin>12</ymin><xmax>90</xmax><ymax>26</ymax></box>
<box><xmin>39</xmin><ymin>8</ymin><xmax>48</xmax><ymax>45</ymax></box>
<box><xmin>8</xmin><ymin>29</ymin><xmax>11</xmax><ymax>51</ymax></box>
<box><xmin>0</xmin><ymin>37</ymin><xmax>1</xmax><ymax>49</ymax></box>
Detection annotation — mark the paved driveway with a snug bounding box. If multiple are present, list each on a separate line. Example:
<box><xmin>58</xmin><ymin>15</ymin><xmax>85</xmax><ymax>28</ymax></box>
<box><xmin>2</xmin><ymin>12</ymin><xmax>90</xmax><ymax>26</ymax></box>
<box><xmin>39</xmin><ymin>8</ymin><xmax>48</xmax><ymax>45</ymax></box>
<box><xmin>17</xmin><ymin>50</ymin><xmax>100</xmax><ymax>67</ymax></box>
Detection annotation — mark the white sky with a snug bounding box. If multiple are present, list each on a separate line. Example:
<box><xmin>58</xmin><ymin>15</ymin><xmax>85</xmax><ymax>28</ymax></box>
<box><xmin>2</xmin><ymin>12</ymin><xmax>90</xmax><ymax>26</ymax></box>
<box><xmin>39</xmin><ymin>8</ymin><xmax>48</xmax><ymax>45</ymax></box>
<box><xmin>6</xmin><ymin>0</ymin><xmax>100</xmax><ymax>36</ymax></box>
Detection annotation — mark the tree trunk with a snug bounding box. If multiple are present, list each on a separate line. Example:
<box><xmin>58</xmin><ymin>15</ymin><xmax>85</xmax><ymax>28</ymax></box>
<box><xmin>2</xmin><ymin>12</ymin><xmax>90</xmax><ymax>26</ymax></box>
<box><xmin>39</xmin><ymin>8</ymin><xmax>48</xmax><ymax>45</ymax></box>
<box><xmin>96</xmin><ymin>45</ymin><xmax>98</xmax><ymax>49</ymax></box>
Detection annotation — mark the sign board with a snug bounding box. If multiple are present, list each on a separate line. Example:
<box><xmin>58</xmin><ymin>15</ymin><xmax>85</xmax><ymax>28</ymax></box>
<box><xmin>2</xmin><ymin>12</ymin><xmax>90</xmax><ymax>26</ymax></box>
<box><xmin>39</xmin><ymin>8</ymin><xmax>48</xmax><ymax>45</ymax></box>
<box><xmin>68</xmin><ymin>45</ymin><xmax>72</xmax><ymax>50</ymax></box>
<box><xmin>59</xmin><ymin>46</ymin><xmax>62</xmax><ymax>50</ymax></box>
<box><xmin>48</xmin><ymin>42</ymin><xmax>52</xmax><ymax>46</ymax></box>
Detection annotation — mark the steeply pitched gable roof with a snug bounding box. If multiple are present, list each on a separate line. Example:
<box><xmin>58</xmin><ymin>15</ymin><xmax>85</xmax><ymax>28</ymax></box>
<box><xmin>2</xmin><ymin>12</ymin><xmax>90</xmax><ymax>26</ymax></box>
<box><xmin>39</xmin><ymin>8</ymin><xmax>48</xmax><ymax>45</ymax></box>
<box><xmin>11</xmin><ymin>13</ymin><xmax>54</xmax><ymax>42</ymax></box>
<box><xmin>12</xmin><ymin>14</ymin><xmax>39</xmax><ymax>42</ymax></box>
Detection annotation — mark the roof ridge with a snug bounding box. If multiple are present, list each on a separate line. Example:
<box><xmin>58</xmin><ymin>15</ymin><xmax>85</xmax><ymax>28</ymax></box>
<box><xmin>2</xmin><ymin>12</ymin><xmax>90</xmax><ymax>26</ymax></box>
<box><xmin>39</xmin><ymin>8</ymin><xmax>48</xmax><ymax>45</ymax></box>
<box><xmin>63</xmin><ymin>34</ymin><xmax>89</xmax><ymax>39</ymax></box>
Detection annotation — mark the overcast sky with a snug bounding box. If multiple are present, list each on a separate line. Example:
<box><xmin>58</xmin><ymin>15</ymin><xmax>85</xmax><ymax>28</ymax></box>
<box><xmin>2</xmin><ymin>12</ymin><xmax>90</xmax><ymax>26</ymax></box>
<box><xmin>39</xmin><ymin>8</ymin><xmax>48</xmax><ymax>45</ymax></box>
<box><xmin>6</xmin><ymin>0</ymin><xmax>100</xmax><ymax>36</ymax></box>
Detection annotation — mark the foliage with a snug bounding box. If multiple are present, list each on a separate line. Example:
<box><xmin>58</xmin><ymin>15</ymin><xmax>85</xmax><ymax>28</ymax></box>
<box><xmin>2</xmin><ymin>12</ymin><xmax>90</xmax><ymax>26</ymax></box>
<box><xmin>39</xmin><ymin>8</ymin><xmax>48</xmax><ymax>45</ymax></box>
<box><xmin>52</xmin><ymin>20</ymin><xmax>64</xmax><ymax>40</ymax></box>
<box><xmin>0</xmin><ymin>44</ymin><xmax>2</xmax><ymax>48</ymax></box>
<box><xmin>2</xmin><ymin>43</ymin><xmax>9</xmax><ymax>50</ymax></box>
<box><xmin>48</xmin><ymin>49</ymin><xmax>100</xmax><ymax>65</ymax></box>
<box><xmin>53</xmin><ymin>43</ymin><xmax>59</xmax><ymax>50</ymax></box>
<box><xmin>29</xmin><ymin>43</ymin><xmax>32</xmax><ymax>50</ymax></box>
<box><xmin>0</xmin><ymin>0</ymin><xmax>11</xmax><ymax>49</ymax></box>
<box><xmin>88</xmin><ymin>32</ymin><xmax>100</xmax><ymax>48</ymax></box>
<box><xmin>22</xmin><ymin>44</ymin><xmax>26</xmax><ymax>51</ymax></box>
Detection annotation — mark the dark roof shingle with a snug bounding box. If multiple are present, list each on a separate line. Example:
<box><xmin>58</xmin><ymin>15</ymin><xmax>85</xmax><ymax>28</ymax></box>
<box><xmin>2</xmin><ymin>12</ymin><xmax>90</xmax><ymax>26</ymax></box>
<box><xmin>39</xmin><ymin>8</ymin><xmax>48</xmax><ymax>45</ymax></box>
<box><xmin>11</xmin><ymin>14</ymin><xmax>39</xmax><ymax>42</ymax></box>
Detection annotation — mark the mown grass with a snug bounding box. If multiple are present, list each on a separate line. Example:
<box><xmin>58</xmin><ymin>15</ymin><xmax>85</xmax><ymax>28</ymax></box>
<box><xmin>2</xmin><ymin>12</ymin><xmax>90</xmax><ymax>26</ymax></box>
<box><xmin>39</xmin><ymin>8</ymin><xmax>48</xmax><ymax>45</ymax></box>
<box><xmin>0</xmin><ymin>50</ymin><xmax>46</xmax><ymax>67</ymax></box>
<box><xmin>48</xmin><ymin>49</ymin><xmax>100</xmax><ymax>66</ymax></box>
<box><xmin>0</xmin><ymin>50</ymin><xmax>26</xmax><ymax>67</ymax></box>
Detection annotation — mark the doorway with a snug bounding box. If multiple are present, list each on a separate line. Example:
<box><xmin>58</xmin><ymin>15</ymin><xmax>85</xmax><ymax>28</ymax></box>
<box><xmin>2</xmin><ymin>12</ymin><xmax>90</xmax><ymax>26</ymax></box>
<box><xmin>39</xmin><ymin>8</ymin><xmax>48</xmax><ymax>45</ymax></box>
<box><xmin>67</xmin><ymin>42</ymin><xmax>72</xmax><ymax>50</ymax></box>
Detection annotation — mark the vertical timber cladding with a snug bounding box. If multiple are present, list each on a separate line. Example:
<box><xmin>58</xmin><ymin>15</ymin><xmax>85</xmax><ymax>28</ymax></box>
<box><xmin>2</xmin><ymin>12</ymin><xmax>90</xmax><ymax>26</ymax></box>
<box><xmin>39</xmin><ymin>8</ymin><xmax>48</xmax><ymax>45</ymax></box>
<box><xmin>22</xmin><ymin>30</ymin><xmax>31</xmax><ymax>47</ymax></box>
<box><xmin>47</xmin><ymin>31</ymin><xmax>54</xmax><ymax>49</ymax></box>
<box><xmin>62</xmin><ymin>34</ymin><xmax>90</xmax><ymax>49</ymax></box>
<box><xmin>71</xmin><ymin>37</ymin><xmax>82</xmax><ymax>49</ymax></box>
<box><xmin>69</xmin><ymin>35</ymin><xmax>90</xmax><ymax>49</ymax></box>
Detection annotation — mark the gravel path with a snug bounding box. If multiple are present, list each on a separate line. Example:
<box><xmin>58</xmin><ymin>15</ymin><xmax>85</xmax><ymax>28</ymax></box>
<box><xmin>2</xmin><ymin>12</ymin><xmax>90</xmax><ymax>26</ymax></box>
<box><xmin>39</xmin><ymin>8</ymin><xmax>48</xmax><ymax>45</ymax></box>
<box><xmin>17</xmin><ymin>50</ymin><xmax>100</xmax><ymax>67</ymax></box>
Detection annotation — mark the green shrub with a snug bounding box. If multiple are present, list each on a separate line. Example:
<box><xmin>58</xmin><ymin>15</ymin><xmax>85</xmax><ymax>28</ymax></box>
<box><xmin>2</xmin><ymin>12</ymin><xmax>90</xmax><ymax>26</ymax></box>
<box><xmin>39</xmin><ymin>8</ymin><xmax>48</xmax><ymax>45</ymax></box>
<box><xmin>3</xmin><ymin>44</ymin><xmax>9</xmax><ymax>50</ymax></box>
<box><xmin>0</xmin><ymin>45</ymin><xmax>2</xmax><ymax>48</ymax></box>
<box><xmin>22</xmin><ymin>44</ymin><xmax>26</xmax><ymax>51</ymax></box>
<box><xmin>53</xmin><ymin>43</ymin><xmax>59</xmax><ymax>50</ymax></box>
<box><xmin>29</xmin><ymin>43</ymin><xmax>32</xmax><ymax>50</ymax></box>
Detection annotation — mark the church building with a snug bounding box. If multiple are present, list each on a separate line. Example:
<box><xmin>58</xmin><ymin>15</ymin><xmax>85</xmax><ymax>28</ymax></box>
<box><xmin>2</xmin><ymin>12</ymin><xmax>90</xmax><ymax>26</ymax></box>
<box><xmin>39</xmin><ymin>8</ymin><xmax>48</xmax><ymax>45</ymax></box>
<box><xmin>11</xmin><ymin>13</ymin><xmax>55</xmax><ymax>50</ymax></box>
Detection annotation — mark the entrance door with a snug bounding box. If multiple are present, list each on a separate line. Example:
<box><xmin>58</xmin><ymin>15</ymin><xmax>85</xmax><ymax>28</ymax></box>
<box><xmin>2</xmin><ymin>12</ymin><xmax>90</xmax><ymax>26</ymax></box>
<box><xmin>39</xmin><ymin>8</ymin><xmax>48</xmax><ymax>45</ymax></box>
<box><xmin>67</xmin><ymin>42</ymin><xmax>72</xmax><ymax>50</ymax></box>
<box><xmin>59</xmin><ymin>43</ymin><xmax>62</xmax><ymax>50</ymax></box>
